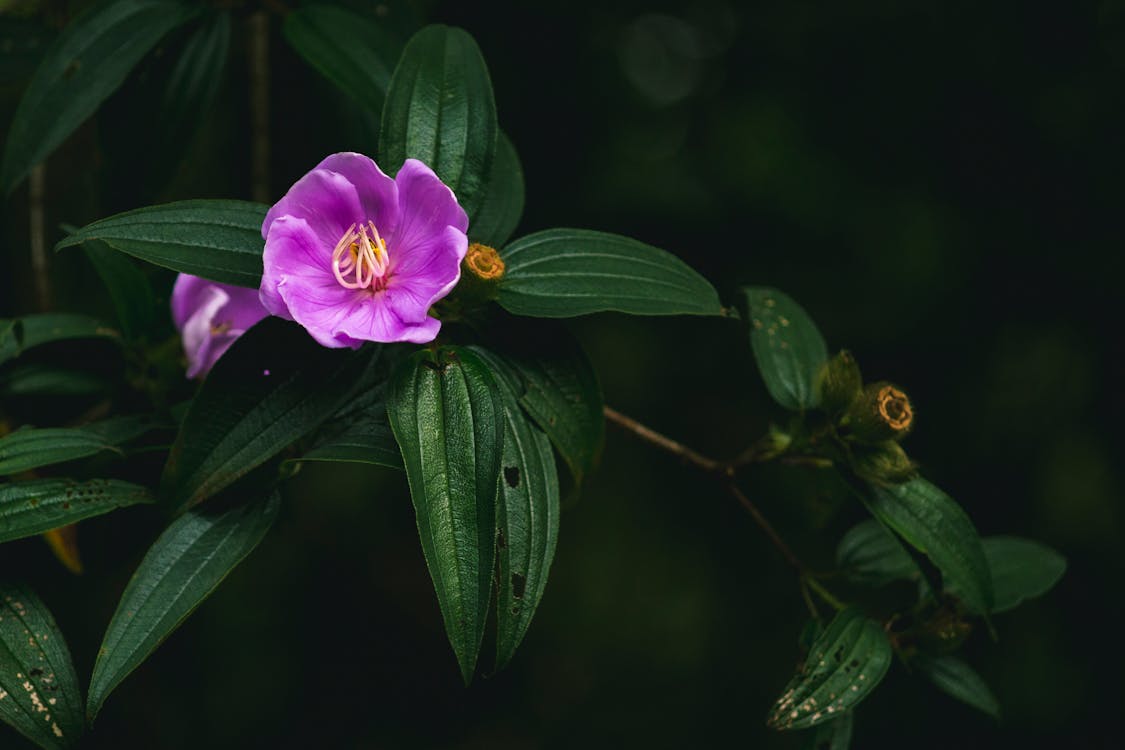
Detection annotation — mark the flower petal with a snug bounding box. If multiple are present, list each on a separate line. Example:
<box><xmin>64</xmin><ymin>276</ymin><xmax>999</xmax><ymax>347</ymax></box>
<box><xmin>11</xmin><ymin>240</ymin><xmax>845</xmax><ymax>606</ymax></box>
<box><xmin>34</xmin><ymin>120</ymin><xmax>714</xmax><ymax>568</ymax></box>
<box><xmin>315</xmin><ymin>152</ymin><xmax>400</xmax><ymax>234</ymax></box>
<box><xmin>261</xmin><ymin>168</ymin><xmax>365</xmax><ymax>249</ymax></box>
<box><xmin>259</xmin><ymin>216</ymin><xmax>337</xmax><ymax>320</ymax></box>
<box><xmin>384</xmin><ymin>225</ymin><xmax>468</xmax><ymax>323</ymax></box>
<box><xmin>389</xmin><ymin>158</ymin><xmax>469</xmax><ymax>254</ymax></box>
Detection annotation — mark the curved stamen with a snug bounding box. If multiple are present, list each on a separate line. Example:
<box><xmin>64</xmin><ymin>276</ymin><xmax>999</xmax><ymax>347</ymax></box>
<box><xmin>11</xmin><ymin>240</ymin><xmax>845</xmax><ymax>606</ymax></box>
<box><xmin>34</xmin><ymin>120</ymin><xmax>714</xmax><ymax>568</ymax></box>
<box><xmin>332</xmin><ymin>221</ymin><xmax>391</xmax><ymax>290</ymax></box>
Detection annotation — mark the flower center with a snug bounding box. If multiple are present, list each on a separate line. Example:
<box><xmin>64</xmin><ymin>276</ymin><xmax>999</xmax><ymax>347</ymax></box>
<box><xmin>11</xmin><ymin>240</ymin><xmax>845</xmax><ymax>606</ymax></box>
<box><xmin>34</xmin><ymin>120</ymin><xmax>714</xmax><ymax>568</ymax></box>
<box><xmin>332</xmin><ymin>221</ymin><xmax>390</xmax><ymax>290</ymax></box>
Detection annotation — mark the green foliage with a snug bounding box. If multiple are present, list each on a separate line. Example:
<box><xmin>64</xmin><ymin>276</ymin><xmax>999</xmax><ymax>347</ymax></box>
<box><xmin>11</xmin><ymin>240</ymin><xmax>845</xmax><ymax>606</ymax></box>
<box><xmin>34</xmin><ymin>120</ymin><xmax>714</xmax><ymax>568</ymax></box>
<box><xmin>743</xmin><ymin>287</ymin><xmax>828</xmax><ymax>411</ymax></box>
<box><xmin>0</xmin><ymin>424</ymin><xmax>122</xmax><ymax>475</ymax></box>
<box><xmin>88</xmin><ymin>491</ymin><xmax>280</xmax><ymax>721</ymax></box>
<box><xmin>386</xmin><ymin>347</ymin><xmax>504</xmax><ymax>683</ymax></box>
<box><xmin>0</xmin><ymin>583</ymin><xmax>84</xmax><ymax>750</ymax></box>
<box><xmin>379</xmin><ymin>24</ymin><xmax>497</xmax><ymax>218</ymax></box>
<box><xmin>800</xmin><ymin>712</ymin><xmax>854</xmax><ymax>750</ymax></box>
<box><xmin>83</xmin><ymin>241</ymin><xmax>159</xmax><ymax>341</ymax></box>
<box><xmin>498</xmin><ymin>229</ymin><xmax>724</xmax><ymax>318</ymax></box>
<box><xmin>0</xmin><ymin>0</ymin><xmax>198</xmax><ymax>193</ymax></box>
<box><xmin>0</xmin><ymin>314</ymin><xmax>119</xmax><ymax>366</ymax></box>
<box><xmin>768</xmin><ymin>608</ymin><xmax>892</xmax><ymax>731</ymax></box>
<box><xmin>56</xmin><ymin>200</ymin><xmax>268</xmax><ymax>288</ymax></box>
<box><xmin>298</xmin><ymin>388</ymin><xmax>403</xmax><ymax>471</ymax></box>
<box><xmin>0</xmin><ymin>478</ymin><xmax>152</xmax><ymax>544</ymax></box>
<box><xmin>470</xmin><ymin>132</ymin><xmax>525</xmax><ymax>248</ymax></box>
<box><xmin>157</xmin><ymin>9</ymin><xmax>230</xmax><ymax>159</ymax></box>
<box><xmin>913</xmin><ymin>654</ymin><xmax>1000</xmax><ymax>720</ymax></box>
<box><xmin>835</xmin><ymin>519</ymin><xmax>917</xmax><ymax>588</ymax></box>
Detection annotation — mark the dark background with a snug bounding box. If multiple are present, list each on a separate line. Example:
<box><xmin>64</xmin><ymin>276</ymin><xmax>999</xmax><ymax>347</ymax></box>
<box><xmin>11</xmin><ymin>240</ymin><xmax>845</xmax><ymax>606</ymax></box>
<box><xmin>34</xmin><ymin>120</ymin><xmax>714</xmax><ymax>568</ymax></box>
<box><xmin>2</xmin><ymin>0</ymin><xmax>1122</xmax><ymax>747</ymax></box>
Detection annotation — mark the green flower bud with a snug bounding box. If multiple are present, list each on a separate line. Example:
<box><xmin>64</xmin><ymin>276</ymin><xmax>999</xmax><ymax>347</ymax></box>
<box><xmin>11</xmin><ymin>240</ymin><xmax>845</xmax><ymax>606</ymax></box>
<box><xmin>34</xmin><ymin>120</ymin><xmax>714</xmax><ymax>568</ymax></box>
<box><xmin>816</xmin><ymin>349</ymin><xmax>863</xmax><ymax>416</ymax></box>
<box><xmin>851</xmin><ymin>440</ymin><xmax>917</xmax><ymax>486</ymax></box>
<box><xmin>842</xmin><ymin>381</ymin><xmax>914</xmax><ymax>443</ymax></box>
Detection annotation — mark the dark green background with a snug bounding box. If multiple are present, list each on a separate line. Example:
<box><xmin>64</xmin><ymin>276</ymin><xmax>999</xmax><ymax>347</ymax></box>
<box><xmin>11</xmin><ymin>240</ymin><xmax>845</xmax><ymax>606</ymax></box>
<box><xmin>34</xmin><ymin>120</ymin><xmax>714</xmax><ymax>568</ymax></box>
<box><xmin>1</xmin><ymin>0</ymin><xmax>1121</xmax><ymax>747</ymax></box>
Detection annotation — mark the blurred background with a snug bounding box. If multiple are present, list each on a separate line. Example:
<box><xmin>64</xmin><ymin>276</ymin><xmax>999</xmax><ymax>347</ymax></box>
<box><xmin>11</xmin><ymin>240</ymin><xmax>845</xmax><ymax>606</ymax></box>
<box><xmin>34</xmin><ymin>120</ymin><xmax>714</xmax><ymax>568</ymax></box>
<box><xmin>1</xmin><ymin>0</ymin><xmax>1122</xmax><ymax>747</ymax></box>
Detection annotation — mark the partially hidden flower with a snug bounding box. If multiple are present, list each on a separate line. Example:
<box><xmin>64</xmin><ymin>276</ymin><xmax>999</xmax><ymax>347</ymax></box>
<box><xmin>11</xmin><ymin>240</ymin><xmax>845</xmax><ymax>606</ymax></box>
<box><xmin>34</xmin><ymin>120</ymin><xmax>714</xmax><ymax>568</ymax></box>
<box><xmin>172</xmin><ymin>274</ymin><xmax>268</xmax><ymax>378</ymax></box>
<box><xmin>259</xmin><ymin>153</ymin><xmax>469</xmax><ymax>347</ymax></box>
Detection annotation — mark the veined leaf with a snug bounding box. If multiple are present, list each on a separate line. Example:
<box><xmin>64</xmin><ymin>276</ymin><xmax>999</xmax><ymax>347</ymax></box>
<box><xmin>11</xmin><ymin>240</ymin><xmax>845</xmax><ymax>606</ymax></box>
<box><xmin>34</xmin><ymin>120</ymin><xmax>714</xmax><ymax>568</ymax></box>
<box><xmin>83</xmin><ymin>241</ymin><xmax>159</xmax><ymax>340</ymax></box>
<box><xmin>0</xmin><ymin>365</ymin><xmax>107</xmax><ymax>397</ymax></box>
<box><xmin>386</xmin><ymin>347</ymin><xmax>503</xmax><ymax>683</ymax></box>
<box><xmin>158</xmin><ymin>9</ymin><xmax>231</xmax><ymax>158</ymax></box>
<box><xmin>835</xmin><ymin>519</ymin><xmax>918</xmax><ymax>588</ymax></box>
<box><xmin>379</xmin><ymin>24</ymin><xmax>497</xmax><ymax>217</ymax></box>
<box><xmin>0</xmin><ymin>479</ymin><xmax>153</xmax><ymax>544</ymax></box>
<box><xmin>161</xmin><ymin>318</ymin><xmax>382</xmax><ymax>513</ymax></box>
<box><xmin>0</xmin><ymin>428</ymin><xmax>117</xmax><ymax>476</ymax></box>
<box><xmin>56</xmin><ymin>200</ymin><xmax>268</xmax><ymax>288</ymax></box>
<box><xmin>298</xmin><ymin>387</ymin><xmax>402</xmax><ymax>471</ymax></box>
<box><xmin>87</xmin><ymin>491</ymin><xmax>279</xmax><ymax>721</ymax></box>
<box><xmin>498</xmin><ymin>229</ymin><xmax>724</xmax><ymax>318</ymax></box>
<box><xmin>800</xmin><ymin>712</ymin><xmax>854</xmax><ymax>750</ymax></box>
<box><xmin>978</xmin><ymin>536</ymin><xmax>1066</xmax><ymax>614</ymax></box>
<box><xmin>914</xmin><ymin>654</ymin><xmax>1001</xmax><ymax>720</ymax></box>
<box><xmin>0</xmin><ymin>583</ymin><xmax>84</xmax><ymax>750</ymax></box>
<box><xmin>769</xmin><ymin>608</ymin><xmax>892</xmax><ymax>731</ymax></box>
<box><xmin>743</xmin><ymin>287</ymin><xmax>827</xmax><ymax>411</ymax></box>
<box><xmin>470</xmin><ymin>132</ymin><xmax>524</xmax><ymax>248</ymax></box>
<box><xmin>0</xmin><ymin>314</ymin><xmax>120</xmax><ymax>367</ymax></box>
<box><xmin>0</xmin><ymin>0</ymin><xmax>198</xmax><ymax>192</ymax></box>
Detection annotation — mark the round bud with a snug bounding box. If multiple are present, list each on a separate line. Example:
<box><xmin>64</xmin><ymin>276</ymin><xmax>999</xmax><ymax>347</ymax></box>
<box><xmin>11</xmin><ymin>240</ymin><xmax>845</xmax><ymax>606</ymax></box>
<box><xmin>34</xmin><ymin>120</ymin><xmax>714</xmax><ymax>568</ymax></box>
<box><xmin>842</xmin><ymin>381</ymin><xmax>914</xmax><ymax>443</ymax></box>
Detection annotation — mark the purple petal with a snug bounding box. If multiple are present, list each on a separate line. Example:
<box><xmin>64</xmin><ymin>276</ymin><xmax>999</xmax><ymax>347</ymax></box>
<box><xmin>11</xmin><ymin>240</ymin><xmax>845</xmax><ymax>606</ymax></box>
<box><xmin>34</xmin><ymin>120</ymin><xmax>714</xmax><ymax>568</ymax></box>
<box><xmin>384</xmin><ymin>225</ymin><xmax>468</xmax><ymax>323</ymax></box>
<box><xmin>389</xmin><ymin>159</ymin><xmax>469</xmax><ymax>254</ymax></box>
<box><xmin>315</xmin><ymin>152</ymin><xmax>400</xmax><ymax>235</ymax></box>
<box><xmin>261</xmin><ymin>168</ymin><xmax>365</xmax><ymax>248</ymax></box>
<box><xmin>259</xmin><ymin>216</ymin><xmax>337</xmax><ymax>320</ymax></box>
<box><xmin>173</xmin><ymin>274</ymin><xmax>267</xmax><ymax>378</ymax></box>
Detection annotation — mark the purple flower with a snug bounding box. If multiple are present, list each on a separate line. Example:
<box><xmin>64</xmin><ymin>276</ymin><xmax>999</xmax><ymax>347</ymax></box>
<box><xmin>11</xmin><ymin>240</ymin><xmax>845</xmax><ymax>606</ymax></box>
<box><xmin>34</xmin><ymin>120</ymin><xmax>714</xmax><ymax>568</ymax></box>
<box><xmin>172</xmin><ymin>274</ymin><xmax>268</xmax><ymax>379</ymax></box>
<box><xmin>259</xmin><ymin>153</ymin><xmax>469</xmax><ymax>347</ymax></box>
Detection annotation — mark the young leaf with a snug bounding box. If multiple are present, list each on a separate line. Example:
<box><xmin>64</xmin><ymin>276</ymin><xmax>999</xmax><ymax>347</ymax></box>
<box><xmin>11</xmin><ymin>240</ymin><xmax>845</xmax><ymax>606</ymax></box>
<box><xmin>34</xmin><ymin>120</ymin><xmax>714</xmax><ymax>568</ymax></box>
<box><xmin>768</xmin><ymin>608</ymin><xmax>892</xmax><ymax>731</ymax></box>
<box><xmin>835</xmin><ymin>519</ymin><xmax>918</xmax><ymax>587</ymax></box>
<box><xmin>0</xmin><ymin>479</ymin><xmax>153</xmax><ymax>544</ymax></box>
<box><xmin>87</xmin><ymin>491</ymin><xmax>280</xmax><ymax>721</ymax></box>
<box><xmin>863</xmin><ymin>479</ymin><xmax>994</xmax><ymax>617</ymax></box>
<box><xmin>979</xmin><ymin>536</ymin><xmax>1066</xmax><ymax>613</ymax></box>
<box><xmin>743</xmin><ymin>287</ymin><xmax>828</xmax><ymax>411</ymax></box>
<box><xmin>83</xmin><ymin>241</ymin><xmax>159</xmax><ymax>340</ymax></box>
<box><xmin>800</xmin><ymin>712</ymin><xmax>854</xmax><ymax>750</ymax></box>
<box><xmin>0</xmin><ymin>0</ymin><xmax>198</xmax><ymax>193</ymax></box>
<box><xmin>471</xmin><ymin>347</ymin><xmax>561</xmax><ymax>669</ymax></box>
<box><xmin>0</xmin><ymin>314</ymin><xmax>120</xmax><ymax>367</ymax></box>
<box><xmin>379</xmin><ymin>24</ymin><xmax>497</xmax><ymax>217</ymax></box>
<box><xmin>0</xmin><ymin>583</ymin><xmax>84</xmax><ymax>750</ymax></box>
<box><xmin>283</xmin><ymin>4</ymin><xmax>400</xmax><ymax>114</ymax></box>
<box><xmin>913</xmin><ymin>654</ymin><xmax>1001</xmax><ymax>720</ymax></box>
<box><xmin>56</xmin><ymin>200</ymin><xmax>268</xmax><ymax>288</ymax></box>
<box><xmin>161</xmin><ymin>318</ymin><xmax>382</xmax><ymax>514</ymax></box>
<box><xmin>470</xmin><ymin>132</ymin><xmax>525</xmax><ymax>248</ymax></box>
<box><xmin>386</xmin><ymin>347</ymin><xmax>503</xmax><ymax>683</ymax></box>
<box><xmin>498</xmin><ymin>229</ymin><xmax>724</xmax><ymax>318</ymax></box>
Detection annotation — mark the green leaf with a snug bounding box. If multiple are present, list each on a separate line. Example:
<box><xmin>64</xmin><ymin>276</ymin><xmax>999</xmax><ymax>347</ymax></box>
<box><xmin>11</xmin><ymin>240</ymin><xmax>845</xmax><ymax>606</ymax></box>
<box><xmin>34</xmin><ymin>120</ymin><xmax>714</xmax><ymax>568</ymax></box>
<box><xmin>55</xmin><ymin>200</ymin><xmax>268</xmax><ymax>288</ymax></box>
<box><xmin>0</xmin><ymin>478</ymin><xmax>152</xmax><ymax>545</ymax></box>
<box><xmin>835</xmin><ymin>519</ymin><xmax>918</xmax><ymax>588</ymax></box>
<box><xmin>0</xmin><ymin>583</ymin><xmax>84</xmax><ymax>750</ymax></box>
<box><xmin>379</xmin><ymin>24</ymin><xmax>497</xmax><ymax>217</ymax></box>
<box><xmin>470</xmin><ymin>132</ymin><xmax>524</xmax><ymax>248</ymax></box>
<box><xmin>498</xmin><ymin>229</ymin><xmax>724</xmax><ymax>318</ymax></box>
<box><xmin>283</xmin><ymin>4</ymin><xmax>400</xmax><ymax>114</ymax></box>
<box><xmin>743</xmin><ymin>287</ymin><xmax>828</xmax><ymax>411</ymax></box>
<box><xmin>386</xmin><ymin>347</ymin><xmax>503</xmax><ymax>683</ymax></box>
<box><xmin>298</xmin><ymin>388</ymin><xmax>402</xmax><ymax>471</ymax></box>
<box><xmin>83</xmin><ymin>241</ymin><xmax>159</xmax><ymax>340</ymax></box>
<box><xmin>470</xmin><ymin>347</ymin><xmax>560</xmax><ymax>669</ymax></box>
<box><xmin>800</xmin><ymin>713</ymin><xmax>854</xmax><ymax>750</ymax></box>
<box><xmin>979</xmin><ymin>536</ymin><xmax>1066</xmax><ymax>614</ymax></box>
<box><xmin>768</xmin><ymin>608</ymin><xmax>893</xmax><ymax>731</ymax></box>
<box><xmin>913</xmin><ymin>654</ymin><xmax>1000</xmax><ymax>719</ymax></box>
<box><xmin>87</xmin><ymin>491</ymin><xmax>279</xmax><ymax>721</ymax></box>
<box><xmin>158</xmin><ymin>10</ymin><xmax>230</xmax><ymax>155</ymax></box>
<box><xmin>496</xmin><ymin>331</ymin><xmax>604</xmax><ymax>482</ymax></box>
<box><xmin>0</xmin><ymin>365</ymin><xmax>106</xmax><ymax>397</ymax></box>
<box><xmin>0</xmin><ymin>429</ymin><xmax>114</xmax><ymax>476</ymax></box>
<box><xmin>161</xmin><ymin>318</ymin><xmax>382</xmax><ymax>514</ymax></box>
<box><xmin>863</xmin><ymin>479</ymin><xmax>993</xmax><ymax>616</ymax></box>
<box><xmin>0</xmin><ymin>314</ymin><xmax>120</xmax><ymax>367</ymax></box>
<box><xmin>0</xmin><ymin>0</ymin><xmax>197</xmax><ymax>192</ymax></box>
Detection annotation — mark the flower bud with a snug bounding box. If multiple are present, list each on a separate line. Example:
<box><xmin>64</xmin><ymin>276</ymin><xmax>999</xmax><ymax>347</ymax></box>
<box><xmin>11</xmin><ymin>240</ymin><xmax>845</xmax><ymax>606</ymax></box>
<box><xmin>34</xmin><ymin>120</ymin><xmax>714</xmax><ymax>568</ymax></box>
<box><xmin>851</xmin><ymin>440</ymin><xmax>917</xmax><ymax>486</ymax></box>
<box><xmin>453</xmin><ymin>243</ymin><xmax>506</xmax><ymax>308</ymax></box>
<box><xmin>816</xmin><ymin>350</ymin><xmax>862</xmax><ymax>416</ymax></box>
<box><xmin>842</xmin><ymin>381</ymin><xmax>914</xmax><ymax>443</ymax></box>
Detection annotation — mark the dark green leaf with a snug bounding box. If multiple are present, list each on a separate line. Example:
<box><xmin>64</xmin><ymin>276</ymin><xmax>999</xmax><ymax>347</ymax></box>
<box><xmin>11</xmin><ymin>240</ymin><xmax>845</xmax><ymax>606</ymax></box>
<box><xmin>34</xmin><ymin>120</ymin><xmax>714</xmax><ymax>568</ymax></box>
<box><xmin>83</xmin><ymin>241</ymin><xmax>159</xmax><ymax>340</ymax></box>
<box><xmin>768</xmin><ymin>608</ymin><xmax>892</xmax><ymax>730</ymax></box>
<box><xmin>498</xmin><ymin>229</ymin><xmax>724</xmax><ymax>318</ymax></box>
<box><xmin>863</xmin><ymin>479</ymin><xmax>993</xmax><ymax>616</ymax></box>
<box><xmin>298</xmin><ymin>388</ymin><xmax>402</xmax><ymax>471</ymax></box>
<box><xmin>87</xmin><ymin>491</ymin><xmax>279</xmax><ymax>721</ymax></box>
<box><xmin>914</xmin><ymin>654</ymin><xmax>1000</xmax><ymax>719</ymax></box>
<box><xmin>470</xmin><ymin>347</ymin><xmax>560</xmax><ymax>669</ymax></box>
<box><xmin>283</xmin><ymin>4</ymin><xmax>400</xmax><ymax>114</ymax></box>
<box><xmin>0</xmin><ymin>365</ymin><xmax>106</xmax><ymax>397</ymax></box>
<box><xmin>161</xmin><ymin>318</ymin><xmax>382</xmax><ymax>513</ymax></box>
<box><xmin>0</xmin><ymin>478</ymin><xmax>152</xmax><ymax>545</ymax></box>
<box><xmin>835</xmin><ymin>519</ymin><xmax>918</xmax><ymax>588</ymax></box>
<box><xmin>386</xmin><ymin>347</ymin><xmax>503</xmax><ymax>683</ymax></box>
<box><xmin>980</xmin><ymin>536</ymin><xmax>1066</xmax><ymax>613</ymax></box>
<box><xmin>379</xmin><ymin>24</ymin><xmax>497</xmax><ymax>217</ymax></box>
<box><xmin>158</xmin><ymin>10</ymin><xmax>230</xmax><ymax>154</ymax></box>
<box><xmin>800</xmin><ymin>713</ymin><xmax>854</xmax><ymax>750</ymax></box>
<box><xmin>0</xmin><ymin>429</ymin><xmax>115</xmax><ymax>476</ymax></box>
<box><xmin>470</xmin><ymin>132</ymin><xmax>524</xmax><ymax>248</ymax></box>
<box><xmin>56</xmin><ymin>200</ymin><xmax>268</xmax><ymax>288</ymax></box>
<box><xmin>0</xmin><ymin>314</ymin><xmax>120</xmax><ymax>366</ymax></box>
<box><xmin>0</xmin><ymin>583</ymin><xmax>84</xmax><ymax>749</ymax></box>
<box><xmin>0</xmin><ymin>0</ymin><xmax>197</xmax><ymax>192</ymax></box>
<box><xmin>743</xmin><ymin>287</ymin><xmax>828</xmax><ymax>410</ymax></box>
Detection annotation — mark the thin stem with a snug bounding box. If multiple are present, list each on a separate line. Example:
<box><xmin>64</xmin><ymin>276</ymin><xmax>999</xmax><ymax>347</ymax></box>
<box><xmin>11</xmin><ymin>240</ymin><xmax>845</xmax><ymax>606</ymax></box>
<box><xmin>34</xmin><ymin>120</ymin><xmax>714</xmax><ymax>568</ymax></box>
<box><xmin>603</xmin><ymin>406</ymin><xmax>731</xmax><ymax>477</ymax></box>
<box><xmin>726</xmin><ymin>483</ymin><xmax>805</xmax><ymax>576</ymax></box>
<box><xmin>804</xmin><ymin>577</ymin><xmax>845</xmax><ymax>612</ymax></box>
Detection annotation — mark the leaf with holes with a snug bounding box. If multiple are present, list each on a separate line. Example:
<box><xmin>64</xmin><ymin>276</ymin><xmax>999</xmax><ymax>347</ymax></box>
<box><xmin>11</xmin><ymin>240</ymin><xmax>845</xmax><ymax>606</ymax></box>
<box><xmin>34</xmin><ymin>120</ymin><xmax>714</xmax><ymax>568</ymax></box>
<box><xmin>386</xmin><ymin>347</ymin><xmax>503</xmax><ymax>683</ymax></box>
<box><xmin>768</xmin><ymin>608</ymin><xmax>892</xmax><ymax>731</ymax></box>
<box><xmin>800</xmin><ymin>712</ymin><xmax>854</xmax><ymax>750</ymax></box>
<box><xmin>0</xmin><ymin>583</ymin><xmax>84</xmax><ymax>749</ymax></box>
<box><xmin>0</xmin><ymin>479</ymin><xmax>153</xmax><ymax>544</ymax></box>
<box><xmin>914</xmin><ymin>654</ymin><xmax>1000</xmax><ymax>719</ymax></box>
<box><xmin>87</xmin><ymin>491</ymin><xmax>279</xmax><ymax>721</ymax></box>
<box><xmin>743</xmin><ymin>287</ymin><xmax>828</xmax><ymax>411</ymax></box>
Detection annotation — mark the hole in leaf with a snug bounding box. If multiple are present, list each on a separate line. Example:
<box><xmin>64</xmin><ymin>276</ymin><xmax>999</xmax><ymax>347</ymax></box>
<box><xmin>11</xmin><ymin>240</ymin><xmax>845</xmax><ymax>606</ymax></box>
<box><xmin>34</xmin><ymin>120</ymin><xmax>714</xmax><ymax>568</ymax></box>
<box><xmin>504</xmin><ymin>466</ymin><xmax>520</xmax><ymax>488</ymax></box>
<box><xmin>497</xmin><ymin>529</ymin><xmax>507</xmax><ymax>549</ymax></box>
<box><xmin>511</xmin><ymin>572</ymin><xmax>526</xmax><ymax>599</ymax></box>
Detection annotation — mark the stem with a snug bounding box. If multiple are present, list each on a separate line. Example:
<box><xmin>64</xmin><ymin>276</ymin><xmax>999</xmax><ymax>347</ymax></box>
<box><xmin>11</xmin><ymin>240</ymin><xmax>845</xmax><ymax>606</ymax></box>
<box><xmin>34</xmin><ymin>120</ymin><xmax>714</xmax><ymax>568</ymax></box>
<box><xmin>603</xmin><ymin>406</ymin><xmax>731</xmax><ymax>477</ymax></box>
<box><xmin>29</xmin><ymin>164</ymin><xmax>50</xmax><ymax>311</ymax></box>
<box><xmin>247</xmin><ymin>11</ymin><xmax>270</xmax><ymax>203</ymax></box>
<box><xmin>804</xmin><ymin>577</ymin><xmax>845</xmax><ymax>612</ymax></box>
